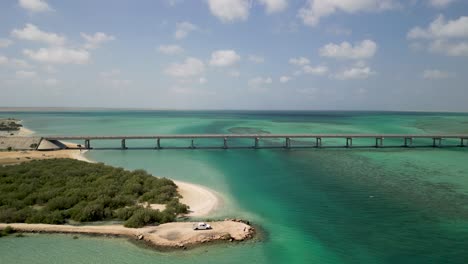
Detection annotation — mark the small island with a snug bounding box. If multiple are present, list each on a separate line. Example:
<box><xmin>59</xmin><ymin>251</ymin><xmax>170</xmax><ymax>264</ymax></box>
<box><xmin>0</xmin><ymin>159</ymin><xmax>255</xmax><ymax>249</ymax></box>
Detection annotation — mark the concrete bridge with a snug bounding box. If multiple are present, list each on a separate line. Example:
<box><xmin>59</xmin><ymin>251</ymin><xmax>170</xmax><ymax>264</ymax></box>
<box><xmin>42</xmin><ymin>134</ymin><xmax>468</xmax><ymax>150</ymax></box>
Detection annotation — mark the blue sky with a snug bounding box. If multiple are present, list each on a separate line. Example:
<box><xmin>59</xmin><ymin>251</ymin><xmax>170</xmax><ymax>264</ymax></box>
<box><xmin>0</xmin><ymin>0</ymin><xmax>467</xmax><ymax>111</ymax></box>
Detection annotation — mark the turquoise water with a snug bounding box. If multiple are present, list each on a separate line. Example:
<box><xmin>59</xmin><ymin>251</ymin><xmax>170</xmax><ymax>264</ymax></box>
<box><xmin>1</xmin><ymin>111</ymin><xmax>468</xmax><ymax>263</ymax></box>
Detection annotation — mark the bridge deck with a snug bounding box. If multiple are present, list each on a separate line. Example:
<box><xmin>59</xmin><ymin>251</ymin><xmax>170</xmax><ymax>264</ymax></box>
<box><xmin>44</xmin><ymin>134</ymin><xmax>468</xmax><ymax>140</ymax></box>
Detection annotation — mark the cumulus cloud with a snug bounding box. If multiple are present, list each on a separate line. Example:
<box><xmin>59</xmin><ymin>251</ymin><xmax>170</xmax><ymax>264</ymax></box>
<box><xmin>23</xmin><ymin>47</ymin><xmax>90</xmax><ymax>64</ymax></box>
<box><xmin>158</xmin><ymin>44</ymin><xmax>184</xmax><ymax>55</ymax></box>
<box><xmin>0</xmin><ymin>55</ymin><xmax>33</xmax><ymax>68</ymax></box>
<box><xmin>229</xmin><ymin>70</ymin><xmax>241</xmax><ymax>77</ymax></box>
<box><xmin>408</xmin><ymin>15</ymin><xmax>468</xmax><ymax>56</ymax></box>
<box><xmin>12</xmin><ymin>24</ymin><xmax>65</xmax><ymax>46</ymax></box>
<box><xmin>81</xmin><ymin>32</ymin><xmax>115</xmax><ymax>49</ymax></box>
<box><xmin>298</xmin><ymin>0</ymin><xmax>398</xmax><ymax>27</ymax></box>
<box><xmin>0</xmin><ymin>39</ymin><xmax>13</xmax><ymax>48</ymax></box>
<box><xmin>209</xmin><ymin>50</ymin><xmax>241</xmax><ymax>67</ymax></box>
<box><xmin>174</xmin><ymin>22</ymin><xmax>197</xmax><ymax>39</ymax></box>
<box><xmin>303</xmin><ymin>65</ymin><xmax>329</xmax><ymax>75</ymax></box>
<box><xmin>289</xmin><ymin>57</ymin><xmax>310</xmax><ymax>66</ymax></box>
<box><xmin>334</xmin><ymin>66</ymin><xmax>375</xmax><ymax>80</ymax></box>
<box><xmin>422</xmin><ymin>69</ymin><xmax>453</xmax><ymax>79</ymax></box>
<box><xmin>279</xmin><ymin>76</ymin><xmax>291</xmax><ymax>83</ymax></box>
<box><xmin>319</xmin><ymin>39</ymin><xmax>377</xmax><ymax>60</ymax></box>
<box><xmin>258</xmin><ymin>0</ymin><xmax>288</xmax><ymax>14</ymax></box>
<box><xmin>429</xmin><ymin>0</ymin><xmax>456</xmax><ymax>8</ymax></box>
<box><xmin>18</xmin><ymin>0</ymin><xmax>52</xmax><ymax>12</ymax></box>
<box><xmin>248</xmin><ymin>77</ymin><xmax>273</xmax><ymax>88</ymax></box>
<box><xmin>207</xmin><ymin>0</ymin><xmax>250</xmax><ymax>22</ymax></box>
<box><xmin>248</xmin><ymin>55</ymin><xmax>265</xmax><ymax>63</ymax></box>
<box><xmin>15</xmin><ymin>70</ymin><xmax>37</xmax><ymax>79</ymax></box>
<box><xmin>164</xmin><ymin>57</ymin><xmax>205</xmax><ymax>78</ymax></box>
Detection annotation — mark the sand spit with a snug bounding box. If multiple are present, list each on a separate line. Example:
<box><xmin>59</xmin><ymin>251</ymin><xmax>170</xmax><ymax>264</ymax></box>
<box><xmin>0</xmin><ymin>149</ymin><xmax>92</xmax><ymax>165</ymax></box>
<box><xmin>0</xmin><ymin>220</ymin><xmax>255</xmax><ymax>249</ymax></box>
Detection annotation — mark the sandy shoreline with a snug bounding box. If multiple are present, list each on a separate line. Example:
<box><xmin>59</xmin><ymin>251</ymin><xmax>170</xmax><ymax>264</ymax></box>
<box><xmin>0</xmin><ymin>221</ymin><xmax>255</xmax><ymax>249</ymax></box>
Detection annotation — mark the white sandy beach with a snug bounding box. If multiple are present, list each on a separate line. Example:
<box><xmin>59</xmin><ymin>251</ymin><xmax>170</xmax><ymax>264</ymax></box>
<box><xmin>0</xmin><ymin>221</ymin><xmax>254</xmax><ymax>248</ymax></box>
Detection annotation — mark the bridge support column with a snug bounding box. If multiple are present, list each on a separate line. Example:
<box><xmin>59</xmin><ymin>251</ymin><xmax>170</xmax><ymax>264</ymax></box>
<box><xmin>254</xmin><ymin>137</ymin><xmax>259</xmax><ymax>149</ymax></box>
<box><xmin>375</xmin><ymin>138</ymin><xmax>384</xmax><ymax>148</ymax></box>
<box><xmin>346</xmin><ymin>138</ymin><xmax>352</xmax><ymax>148</ymax></box>
<box><xmin>285</xmin><ymin>138</ymin><xmax>291</xmax><ymax>149</ymax></box>
<box><xmin>223</xmin><ymin>137</ymin><xmax>228</xmax><ymax>149</ymax></box>
<box><xmin>316</xmin><ymin>138</ymin><xmax>322</xmax><ymax>148</ymax></box>
<box><xmin>84</xmin><ymin>139</ymin><xmax>90</xmax><ymax>149</ymax></box>
<box><xmin>190</xmin><ymin>139</ymin><xmax>195</xmax><ymax>149</ymax></box>
<box><xmin>433</xmin><ymin>138</ymin><xmax>442</xmax><ymax>147</ymax></box>
<box><xmin>121</xmin><ymin>139</ymin><xmax>127</xmax><ymax>149</ymax></box>
<box><xmin>461</xmin><ymin>138</ymin><xmax>466</xmax><ymax>147</ymax></box>
<box><xmin>404</xmin><ymin>137</ymin><xmax>413</xmax><ymax>147</ymax></box>
<box><xmin>156</xmin><ymin>138</ymin><xmax>161</xmax><ymax>149</ymax></box>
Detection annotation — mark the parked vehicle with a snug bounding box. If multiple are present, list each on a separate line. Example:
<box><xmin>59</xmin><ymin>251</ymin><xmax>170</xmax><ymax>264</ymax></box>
<box><xmin>192</xmin><ymin>222</ymin><xmax>212</xmax><ymax>230</ymax></box>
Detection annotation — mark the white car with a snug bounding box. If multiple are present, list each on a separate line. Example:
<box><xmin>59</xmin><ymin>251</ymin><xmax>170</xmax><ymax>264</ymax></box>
<box><xmin>192</xmin><ymin>222</ymin><xmax>212</xmax><ymax>230</ymax></box>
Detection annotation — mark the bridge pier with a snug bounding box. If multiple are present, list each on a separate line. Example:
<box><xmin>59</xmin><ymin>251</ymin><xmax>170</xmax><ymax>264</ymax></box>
<box><xmin>404</xmin><ymin>137</ymin><xmax>413</xmax><ymax>147</ymax></box>
<box><xmin>375</xmin><ymin>138</ymin><xmax>384</xmax><ymax>148</ymax></box>
<box><xmin>461</xmin><ymin>138</ymin><xmax>466</xmax><ymax>147</ymax></box>
<box><xmin>285</xmin><ymin>138</ymin><xmax>291</xmax><ymax>149</ymax></box>
<box><xmin>254</xmin><ymin>137</ymin><xmax>259</xmax><ymax>148</ymax></box>
<box><xmin>121</xmin><ymin>139</ymin><xmax>127</xmax><ymax>149</ymax></box>
<box><xmin>190</xmin><ymin>139</ymin><xmax>195</xmax><ymax>149</ymax></box>
<box><xmin>223</xmin><ymin>137</ymin><xmax>228</xmax><ymax>149</ymax></box>
<box><xmin>346</xmin><ymin>138</ymin><xmax>353</xmax><ymax>148</ymax></box>
<box><xmin>156</xmin><ymin>138</ymin><xmax>161</xmax><ymax>149</ymax></box>
<box><xmin>316</xmin><ymin>137</ymin><xmax>322</xmax><ymax>148</ymax></box>
<box><xmin>84</xmin><ymin>139</ymin><xmax>91</xmax><ymax>149</ymax></box>
<box><xmin>433</xmin><ymin>138</ymin><xmax>442</xmax><ymax>147</ymax></box>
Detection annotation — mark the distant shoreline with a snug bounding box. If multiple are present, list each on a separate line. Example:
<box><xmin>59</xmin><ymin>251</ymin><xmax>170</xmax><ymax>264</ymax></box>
<box><xmin>1</xmin><ymin>107</ymin><xmax>467</xmax><ymax>114</ymax></box>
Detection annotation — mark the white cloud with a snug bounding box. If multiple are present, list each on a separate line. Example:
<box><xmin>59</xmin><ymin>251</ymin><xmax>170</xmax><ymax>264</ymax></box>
<box><xmin>422</xmin><ymin>69</ymin><xmax>453</xmax><ymax>79</ymax></box>
<box><xmin>289</xmin><ymin>57</ymin><xmax>310</xmax><ymax>66</ymax></box>
<box><xmin>279</xmin><ymin>76</ymin><xmax>291</xmax><ymax>83</ymax></box>
<box><xmin>199</xmin><ymin>77</ymin><xmax>207</xmax><ymax>84</ymax></box>
<box><xmin>174</xmin><ymin>22</ymin><xmax>197</xmax><ymax>39</ymax></box>
<box><xmin>248</xmin><ymin>55</ymin><xmax>265</xmax><ymax>63</ymax></box>
<box><xmin>408</xmin><ymin>15</ymin><xmax>468</xmax><ymax>40</ymax></box>
<box><xmin>15</xmin><ymin>70</ymin><xmax>37</xmax><ymax>79</ymax></box>
<box><xmin>408</xmin><ymin>15</ymin><xmax>468</xmax><ymax>56</ymax></box>
<box><xmin>429</xmin><ymin>0</ymin><xmax>456</xmax><ymax>8</ymax></box>
<box><xmin>0</xmin><ymin>39</ymin><xmax>13</xmax><ymax>48</ymax></box>
<box><xmin>258</xmin><ymin>0</ymin><xmax>288</xmax><ymax>14</ymax></box>
<box><xmin>429</xmin><ymin>39</ymin><xmax>468</xmax><ymax>56</ymax></box>
<box><xmin>334</xmin><ymin>66</ymin><xmax>375</xmax><ymax>80</ymax></box>
<box><xmin>81</xmin><ymin>32</ymin><xmax>115</xmax><ymax>49</ymax></box>
<box><xmin>158</xmin><ymin>44</ymin><xmax>184</xmax><ymax>55</ymax></box>
<box><xmin>303</xmin><ymin>65</ymin><xmax>329</xmax><ymax>75</ymax></box>
<box><xmin>23</xmin><ymin>47</ymin><xmax>90</xmax><ymax>64</ymax></box>
<box><xmin>19</xmin><ymin>0</ymin><xmax>52</xmax><ymax>12</ymax></box>
<box><xmin>298</xmin><ymin>0</ymin><xmax>398</xmax><ymax>27</ymax></box>
<box><xmin>319</xmin><ymin>39</ymin><xmax>377</xmax><ymax>60</ymax></box>
<box><xmin>12</xmin><ymin>24</ymin><xmax>65</xmax><ymax>46</ymax></box>
<box><xmin>209</xmin><ymin>50</ymin><xmax>241</xmax><ymax>67</ymax></box>
<box><xmin>164</xmin><ymin>57</ymin><xmax>205</xmax><ymax>78</ymax></box>
<box><xmin>207</xmin><ymin>0</ymin><xmax>250</xmax><ymax>22</ymax></box>
<box><xmin>0</xmin><ymin>56</ymin><xmax>33</xmax><ymax>68</ymax></box>
<box><xmin>44</xmin><ymin>78</ymin><xmax>59</xmax><ymax>86</ymax></box>
<box><xmin>248</xmin><ymin>76</ymin><xmax>272</xmax><ymax>87</ymax></box>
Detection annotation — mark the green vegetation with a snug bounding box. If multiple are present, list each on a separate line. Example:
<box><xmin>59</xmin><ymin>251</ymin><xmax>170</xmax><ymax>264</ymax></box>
<box><xmin>0</xmin><ymin>118</ymin><xmax>22</xmax><ymax>131</ymax></box>
<box><xmin>0</xmin><ymin>159</ymin><xmax>189</xmax><ymax>228</ymax></box>
<box><xmin>0</xmin><ymin>225</ymin><xmax>15</xmax><ymax>237</ymax></box>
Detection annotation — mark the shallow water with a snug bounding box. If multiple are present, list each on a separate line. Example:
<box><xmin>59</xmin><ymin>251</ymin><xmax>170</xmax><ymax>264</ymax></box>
<box><xmin>1</xmin><ymin>110</ymin><xmax>468</xmax><ymax>263</ymax></box>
